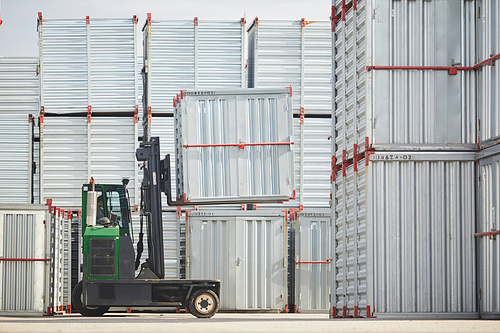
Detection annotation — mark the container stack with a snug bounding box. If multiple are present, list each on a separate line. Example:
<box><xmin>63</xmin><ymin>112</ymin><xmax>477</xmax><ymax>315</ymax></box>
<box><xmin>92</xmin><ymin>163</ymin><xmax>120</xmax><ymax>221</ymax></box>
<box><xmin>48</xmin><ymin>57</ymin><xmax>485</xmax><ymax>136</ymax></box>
<box><xmin>37</xmin><ymin>14</ymin><xmax>141</xmax><ymax>210</ymax></box>
<box><xmin>331</xmin><ymin>0</ymin><xmax>478</xmax><ymax>319</ymax></box>
<box><xmin>475</xmin><ymin>0</ymin><xmax>500</xmax><ymax>320</ymax></box>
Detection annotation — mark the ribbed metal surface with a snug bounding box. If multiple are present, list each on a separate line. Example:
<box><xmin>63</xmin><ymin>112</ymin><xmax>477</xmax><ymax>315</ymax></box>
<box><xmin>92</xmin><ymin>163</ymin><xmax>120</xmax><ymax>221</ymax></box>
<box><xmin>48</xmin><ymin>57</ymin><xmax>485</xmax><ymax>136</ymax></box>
<box><xmin>0</xmin><ymin>115</ymin><xmax>31</xmax><ymax>203</ymax></box>
<box><xmin>131</xmin><ymin>211</ymin><xmax>180</xmax><ymax>279</ymax></box>
<box><xmin>334</xmin><ymin>0</ymin><xmax>476</xmax><ymax>161</ymax></box>
<box><xmin>248</xmin><ymin>20</ymin><xmax>332</xmax><ymax>115</ymax></box>
<box><xmin>186</xmin><ymin>211</ymin><xmax>287</xmax><ymax>310</ymax></box>
<box><xmin>39</xmin><ymin>17</ymin><xmax>138</xmax><ymax>114</ymax></box>
<box><xmin>368</xmin><ymin>154</ymin><xmax>476</xmax><ymax>317</ymax></box>
<box><xmin>0</xmin><ymin>57</ymin><xmax>39</xmax><ymax>115</ymax></box>
<box><xmin>477</xmin><ymin>0</ymin><xmax>500</xmax><ymax>145</ymax></box>
<box><xmin>40</xmin><ymin>116</ymin><xmax>137</xmax><ymax>209</ymax></box>
<box><xmin>50</xmin><ymin>212</ymin><xmax>71</xmax><ymax>309</ymax></box>
<box><xmin>295</xmin><ymin>211</ymin><xmax>331</xmax><ymax>312</ymax></box>
<box><xmin>144</xmin><ymin>18</ymin><xmax>244</xmax><ymax>114</ymax></box>
<box><xmin>478</xmin><ymin>147</ymin><xmax>500</xmax><ymax>318</ymax></box>
<box><xmin>175</xmin><ymin>89</ymin><xmax>294</xmax><ymax>204</ymax></box>
<box><xmin>0</xmin><ymin>205</ymin><xmax>50</xmax><ymax>315</ymax></box>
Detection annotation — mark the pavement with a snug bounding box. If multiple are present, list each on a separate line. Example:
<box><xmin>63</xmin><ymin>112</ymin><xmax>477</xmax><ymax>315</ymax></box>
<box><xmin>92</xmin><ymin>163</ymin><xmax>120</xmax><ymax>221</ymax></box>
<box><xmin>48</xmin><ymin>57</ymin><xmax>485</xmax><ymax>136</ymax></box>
<box><xmin>0</xmin><ymin>313</ymin><xmax>498</xmax><ymax>333</ymax></box>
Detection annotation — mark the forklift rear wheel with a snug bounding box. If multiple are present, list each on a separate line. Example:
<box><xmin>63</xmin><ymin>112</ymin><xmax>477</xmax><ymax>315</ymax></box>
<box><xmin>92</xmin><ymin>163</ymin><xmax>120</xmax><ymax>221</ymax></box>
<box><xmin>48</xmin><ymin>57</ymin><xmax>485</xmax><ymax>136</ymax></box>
<box><xmin>72</xmin><ymin>281</ymin><xmax>109</xmax><ymax>317</ymax></box>
<box><xmin>188</xmin><ymin>289</ymin><xmax>219</xmax><ymax>318</ymax></box>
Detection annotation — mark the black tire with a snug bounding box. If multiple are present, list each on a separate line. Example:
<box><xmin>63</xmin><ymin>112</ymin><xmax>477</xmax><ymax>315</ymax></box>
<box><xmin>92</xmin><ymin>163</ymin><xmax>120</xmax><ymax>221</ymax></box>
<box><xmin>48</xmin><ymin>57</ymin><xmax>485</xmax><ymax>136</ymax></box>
<box><xmin>188</xmin><ymin>289</ymin><xmax>219</xmax><ymax>318</ymax></box>
<box><xmin>72</xmin><ymin>281</ymin><xmax>109</xmax><ymax>317</ymax></box>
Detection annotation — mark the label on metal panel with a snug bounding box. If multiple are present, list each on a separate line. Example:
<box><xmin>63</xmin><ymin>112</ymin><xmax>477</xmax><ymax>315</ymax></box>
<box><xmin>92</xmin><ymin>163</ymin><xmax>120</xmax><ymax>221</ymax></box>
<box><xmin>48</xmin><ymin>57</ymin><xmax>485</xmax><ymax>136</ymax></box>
<box><xmin>184</xmin><ymin>91</ymin><xmax>216</xmax><ymax>96</ymax></box>
<box><xmin>370</xmin><ymin>154</ymin><xmax>413</xmax><ymax>161</ymax></box>
<box><xmin>190</xmin><ymin>211</ymin><xmax>215</xmax><ymax>216</ymax></box>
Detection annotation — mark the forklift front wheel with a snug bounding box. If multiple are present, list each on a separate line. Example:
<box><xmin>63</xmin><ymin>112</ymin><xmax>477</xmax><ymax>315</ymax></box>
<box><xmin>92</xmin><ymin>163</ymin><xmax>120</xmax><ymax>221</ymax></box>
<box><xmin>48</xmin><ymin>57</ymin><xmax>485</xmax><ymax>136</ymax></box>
<box><xmin>72</xmin><ymin>281</ymin><xmax>109</xmax><ymax>317</ymax></box>
<box><xmin>188</xmin><ymin>289</ymin><xmax>219</xmax><ymax>318</ymax></box>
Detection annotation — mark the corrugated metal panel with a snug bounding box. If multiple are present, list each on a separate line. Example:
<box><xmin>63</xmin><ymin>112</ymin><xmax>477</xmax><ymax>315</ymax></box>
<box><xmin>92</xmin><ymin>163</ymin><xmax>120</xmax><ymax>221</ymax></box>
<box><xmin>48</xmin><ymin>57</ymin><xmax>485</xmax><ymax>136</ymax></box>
<box><xmin>41</xmin><ymin>116</ymin><xmax>137</xmax><ymax>209</ymax></box>
<box><xmin>39</xmin><ymin>16</ymin><xmax>138</xmax><ymax>114</ymax></box>
<box><xmin>175</xmin><ymin>89</ymin><xmax>294</xmax><ymax>204</ymax></box>
<box><xmin>40</xmin><ymin>117</ymin><xmax>87</xmax><ymax>209</ymax></box>
<box><xmin>0</xmin><ymin>115</ymin><xmax>31</xmax><ymax>203</ymax></box>
<box><xmin>131</xmin><ymin>211</ymin><xmax>180</xmax><ymax>279</ymax></box>
<box><xmin>50</xmin><ymin>211</ymin><xmax>71</xmax><ymax>311</ymax></box>
<box><xmin>367</xmin><ymin>153</ymin><xmax>476</xmax><ymax>318</ymax></box>
<box><xmin>248</xmin><ymin>19</ymin><xmax>332</xmax><ymax>115</ymax></box>
<box><xmin>295</xmin><ymin>211</ymin><xmax>331</xmax><ymax>312</ymax></box>
<box><xmin>0</xmin><ymin>205</ymin><xmax>50</xmax><ymax>316</ymax></box>
<box><xmin>477</xmin><ymin>147</ymin><xmax>500</xmax><ymax>318</ymax></box>
<box><xmin>186</xmin><ymin>210</ymin><xmax>287</xmax><ymax>310</ymax></box>
<box><xmin>477</xmin><ymin>0</ymin><xmax>500</xmax><ymax>145</ymax></box>
<box><xmin>334</xmin><ymin>0</ymin><xmax>477</xmax><ymax>160</ymax></box>
<box><xmin>0</xmin><ymin>57</ymin><xmax>39</xmax><ymax>115</ymax></box>
<box><xmin>144</xmin><ymin>18</ymin><xmax>244</xmax><ymax>115</ymax></box>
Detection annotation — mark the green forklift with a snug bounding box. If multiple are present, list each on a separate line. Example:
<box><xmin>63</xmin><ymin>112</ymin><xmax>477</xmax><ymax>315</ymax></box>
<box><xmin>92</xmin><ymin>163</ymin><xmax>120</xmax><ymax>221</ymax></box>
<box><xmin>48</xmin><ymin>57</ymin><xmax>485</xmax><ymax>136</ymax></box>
<box><xmin>71</xmin><ymin>137</ymin><xmax>220</xmax><ymax>318</ymax></box>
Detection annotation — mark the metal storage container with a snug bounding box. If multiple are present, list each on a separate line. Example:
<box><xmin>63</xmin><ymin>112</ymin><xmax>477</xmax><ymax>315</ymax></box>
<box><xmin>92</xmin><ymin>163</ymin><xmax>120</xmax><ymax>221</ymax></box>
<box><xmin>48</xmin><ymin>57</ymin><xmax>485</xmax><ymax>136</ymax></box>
<box><xmin>294</xmin><ymin>210</ymin><xmax>331</xmax><ymax>313</ymax></box>
<box><xmin>186</xmin><ymin>210</ymin><xmax>288</xmax><ymax>311</ymax></box>
<box><xmin>174</xmin><ymin>88</ymin><xmax>295</xmax><ymax>204</ymax></box>
<box><xmin>40</xmin><ymin>116</ymin><xmax>139</xmax><ymax>210</ymax></box>
<box><xmin>247</xmin><ymin>19</ymin><xmax>332</xmax><ymax>116</ymax></box>
<box><xmin>477</xmin><ymin>0</ymin><xmax>500</xmax><ymax>148</ymax></box>
<box><xmin>333</xmin><ymin>0</ymin><xmax>477</xmax><ymax>164</ymax></box>
<box><xmin>38</xmin><ymin>14</ymin><xmax>139</xmax><ymax>114</ymax></box>
<box><xmin>477</xmin><ymin>145</ymin><xmax>500</xmax><ymax>319</ymax></box>
<box><xmin>0</xmin><ymin>205</ymin><xmax>50</xmax><ymax>316</ymax></box>
<box><xmin>142</xmin><ymin>16</ymin><xmax>245</xmax><ymax>117</ymax></box>
<box><xmin>331</xmin><ymin>152</ymin><xmax>477</xmax><ymax>319</ymax></box>
<box><xmin>0</xmin><ymin>57</ymin><xmax>39</xmax><ymax>115</ymax></box>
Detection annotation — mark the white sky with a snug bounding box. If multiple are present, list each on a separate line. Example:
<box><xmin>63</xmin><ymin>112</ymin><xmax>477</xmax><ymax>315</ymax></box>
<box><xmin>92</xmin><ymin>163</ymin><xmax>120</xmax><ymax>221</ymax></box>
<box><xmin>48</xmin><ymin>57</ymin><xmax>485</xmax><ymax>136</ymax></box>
<box><xmin>0</xmin><ymin>0</ymin><xmax>331</xmax><ymax>57</ymax></box>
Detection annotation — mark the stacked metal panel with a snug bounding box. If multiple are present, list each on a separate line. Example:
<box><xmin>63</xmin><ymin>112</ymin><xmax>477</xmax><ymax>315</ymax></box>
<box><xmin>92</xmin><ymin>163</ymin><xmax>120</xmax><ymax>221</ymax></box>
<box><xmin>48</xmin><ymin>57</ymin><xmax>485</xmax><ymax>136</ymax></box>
<box><xmin>331</xmin><ymin>0</ymin><xmax>478</xmax><ymax>319</ymax></box>
<box><xmin>142</xmin><ymin>16</ymin><xmax>245</xmax><ymax>117</ymax></box>
<box><xmin>294</xmin><ymin>211</ymin><xmax>331</xmax><ymax>312</ymax></box>
<box><xmin>174</xmin><ymin>89</ymin><xmax>295</xmax><ymax>204</ymax></box>
<box><xmin>477</xmin><ymin>145</ymin><xmax>500</xmax><ymax>319</ymax></box>
<box><xmin>0</xmin><ymin>205</ymin><xmax>50</xmax><ymax>316</ymax></box>
<box><xmin>186</xmin><ymin>211</ymin><xmax>288</xmax><ymax>311</ymax></box>
<box><xmin>37</xmin><ymin>15</ymin><xmax>140</xmax><ymax>210</ymax></box>
<box><xmin>477</xmin><ymin>0</ymin><xmax>500</xmax><ymax>149</ymax></box>
<box><xmin>0</xmin><ymin>58</ymin><xmax>39</xmax><ymax>204</ymax></box>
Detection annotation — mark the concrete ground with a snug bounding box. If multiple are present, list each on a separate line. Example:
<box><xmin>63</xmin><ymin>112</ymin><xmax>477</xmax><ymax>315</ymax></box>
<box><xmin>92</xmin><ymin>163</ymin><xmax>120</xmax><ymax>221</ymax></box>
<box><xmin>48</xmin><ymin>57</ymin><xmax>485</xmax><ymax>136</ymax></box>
<box><xmin>0</xmin><ymin>313</ymin><xmax>498</xmax><ymax>333</ymax></box>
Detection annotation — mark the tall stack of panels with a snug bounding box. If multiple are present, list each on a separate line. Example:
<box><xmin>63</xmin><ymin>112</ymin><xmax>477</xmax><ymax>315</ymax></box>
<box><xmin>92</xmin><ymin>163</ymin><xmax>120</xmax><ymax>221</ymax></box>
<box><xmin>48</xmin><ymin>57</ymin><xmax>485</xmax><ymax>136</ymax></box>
<box><xmin>38</xmin><ymin>15</ymin><xmax>140</xmax><ymax>210</ymax></box>
<box><xmin>247</xmin><ymin>19</ymin><xmax>332</xmax><ymax>209</ymax></box>
<box><xmin>476</xmin><ymin>0</ymin><xmax>500</xmax><ymax>319</ymax></box>
<box><xmin>186</xmin><ymin>211</ymin><xmax>288</xmax><ymax>311</ymax></box>
<box><xmin>0</xmin><ymin>58</ymin><xmax>39</xmax><ymax>204</ymax></box>
<box><xmin>331</xmin><ymin>0</ymin><xmax>478</xmax><ymax>319</ymax></box>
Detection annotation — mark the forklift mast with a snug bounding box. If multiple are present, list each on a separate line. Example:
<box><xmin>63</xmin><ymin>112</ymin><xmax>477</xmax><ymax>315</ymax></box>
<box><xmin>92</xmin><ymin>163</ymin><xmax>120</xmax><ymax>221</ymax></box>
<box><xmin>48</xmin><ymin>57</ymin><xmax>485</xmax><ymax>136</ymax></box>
<box><xmin>136</xmin><ymin>137</ymin><xmax>165</xmax><ymax>279</ymax></box>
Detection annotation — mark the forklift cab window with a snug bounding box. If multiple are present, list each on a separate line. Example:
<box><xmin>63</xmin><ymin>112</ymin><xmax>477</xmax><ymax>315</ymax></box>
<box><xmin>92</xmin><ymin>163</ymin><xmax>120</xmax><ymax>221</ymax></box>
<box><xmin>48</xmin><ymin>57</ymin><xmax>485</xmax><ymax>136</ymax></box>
<box><xmin>105</xmin><ymin>186</ymin><xmax>130</xmax><ymax>229</ymax></box>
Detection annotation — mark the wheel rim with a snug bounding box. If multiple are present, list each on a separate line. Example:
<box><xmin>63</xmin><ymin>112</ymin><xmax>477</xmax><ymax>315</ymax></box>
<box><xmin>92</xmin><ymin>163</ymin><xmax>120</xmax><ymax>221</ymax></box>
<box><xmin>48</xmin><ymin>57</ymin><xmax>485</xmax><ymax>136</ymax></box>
<box><xmin>194</xmin><ymin>293</ymin><xmax>215</xmax><ymax>314</ymax></box>
<box><xmin>80</xmin><ymin>290</ymin><xmax>99</xmax><ymax>310</ymax></box>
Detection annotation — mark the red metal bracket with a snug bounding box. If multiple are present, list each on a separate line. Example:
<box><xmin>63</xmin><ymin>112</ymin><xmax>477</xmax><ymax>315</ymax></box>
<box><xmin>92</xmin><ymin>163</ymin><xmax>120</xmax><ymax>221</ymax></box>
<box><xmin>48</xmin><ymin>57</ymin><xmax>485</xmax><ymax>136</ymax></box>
<box><xmin>330</xmin><ymin>6</ymin><xmax>341</xmax><ymax>32</ymax></box>
<box><xmin>134</xmin><ymin>205</ymin><xmax>139</xmax><ymax>213</ymax></box>
<box><xmin>40</xmin><ymin>106</ymin><xmax>45</xmax><ymax>123</ymax></box>
<box><xmin>365</xmin><ymin>137</ymin><xmax>375</xmax><ymax>166</ymax></box>
<box><xmin>134</xmin><ymin>105</ymin><xmax>139</xmax><ymax>123</ymax></box>
<box><xmin>240</xmin><ymin>204</ymin><xmax>246</xmax><ymax>210</ymax></box>
<box><xmin>133</xmin><ymin>15</ymin><xmax>138</xmax><ymax>24</ymax></box>
<box><xmin>194</xmin><ymin>17</ymin><xmax>198</xmax><ymax>26</ymax></box>
<box><xmin>78</xmin><ymin>209</ymin><xmax>82</xmax><ymax>219</ymax></box>
<box><xmin>180</xmin><ymin>89</ymin><xmax>187</xmax><ymax>99</ymax></box>
<box><xmin>185</xmin><ymin>210</ymin><xmax>191</xmax><ymax>223</ymax></box>
<box><xmin>353</xmin><ymin>144</ymin><xmax>364</xmax><ymax>171</ymax></box>
<box><xmin>147</xmin><ymin>13</ymin><xmax>151</xmax><ymax>26</ymax></box>
<box><xmin>176</xmin><ymin>206</ymin><xmax>182</xmax><ymax>219</ymax></box>
<box><xmin>173</xmin><ymin>97</ymin><xmax>177</xmax><ymax>107</ymax></box>
<box><xmin>240</xmin><ymin>18</ymin><xmax>246</xmax><ymax>26</ymax></box>
<box><xmin>332</xmin><ymin>156</ymin><xmax>341</xmax><ymax>181</ymax></box>
<box><xmin>341</xmin><ymin>0</ymin><xmax>352</xmax><ymax>21</ymax></box>
<box><xmin>29</xmin><ymin>114</ymin><xmax>33</xmax><ymax>123</ymax></box>
<box><xmin>194</xmin><ymin>206</ymin><xmax>199</xmax><ymax>211</ymax></box>
<box><xmin>147</xmin><ymin>106</ymin><xmax>152</xmax><ymax>124</ymax></box>
<box><xmin>183</xmin><ymin>193</ymin><xmax>190</xmax><ymax>203</ymax></box>
<box><xmin>87</xmin><ymin>105</ymin><xmax>92</xmax><ymax>123</ymax></box>
<box><xmin>290</xmin><ymin>190</ymin><xmax>296</xmax><ymax>200</ymax></box>
<box><xmin>475</xmin><ymin>230</ymin><xmax>500</xmax><ymax>240</ymax></box>
<box><xmin>366</xmin><ymin>305</ymin><xmax>377</xmax><ymax>318</ymax></box>
<box><xmin>127</xmin><ymin>307</ymin><xmax>132</xmax><ymax>313</ymax></box>
<box><xmin>68</xmin><ymin>209</ymin><xmax>73</xmax><ymax>220</ymax></box>
<box><xmin>299</xmin><ymin>107</ymin><xmax>305</xmax><ymax>124</ymax></box>
<box><xmin>38</xmin><ymin>12</ymin><xmax>43</xmax><ymax>26</ymax></box>
<box><xmin>282</xmin><ymin>210</ymin><xmax>289</xmax><ymax>222</ymax></box>
<box><xmin>287</xmin><ymin>85</ymin><xmax>292</xmax><ymax>97</ymax></box>
<box><xmin>254</xmin><ymin>17</ymin><xmax>259</xmax><ymax>27</ymax></box>
<box><xmin>86</xmin><ymin>16</ymin><xmax>90</xmax><ymax>25</ymax></box>
<box><xmin>301</xmin><ymin>18</ymin><xmax>305</xmax><ymax>27</ymax></box>
<box><xmin>342</xmin><ymin>150</ymin><xmax>352</xmax><ymax>177</ymax></box>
